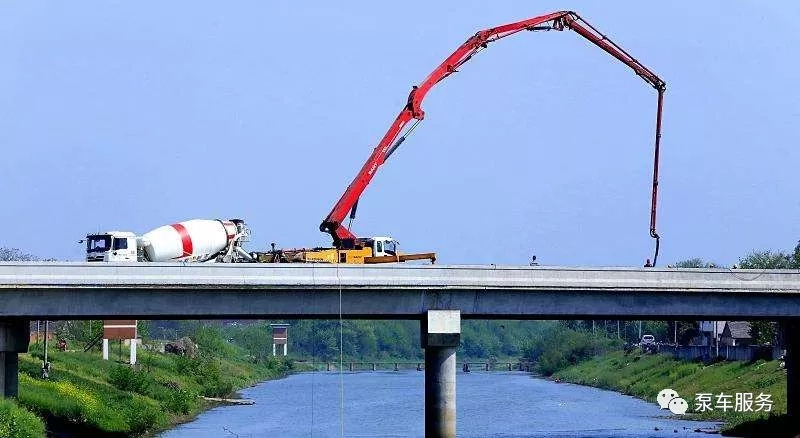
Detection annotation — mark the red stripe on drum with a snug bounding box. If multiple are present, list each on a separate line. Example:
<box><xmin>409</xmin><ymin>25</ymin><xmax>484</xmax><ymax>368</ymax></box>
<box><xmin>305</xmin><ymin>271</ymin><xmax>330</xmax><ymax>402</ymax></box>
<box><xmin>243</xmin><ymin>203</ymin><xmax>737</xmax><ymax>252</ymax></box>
<box><xmin>170</xmin><ymin>223</ymin><xmax>194</xmax><ymax>257</ymax></box>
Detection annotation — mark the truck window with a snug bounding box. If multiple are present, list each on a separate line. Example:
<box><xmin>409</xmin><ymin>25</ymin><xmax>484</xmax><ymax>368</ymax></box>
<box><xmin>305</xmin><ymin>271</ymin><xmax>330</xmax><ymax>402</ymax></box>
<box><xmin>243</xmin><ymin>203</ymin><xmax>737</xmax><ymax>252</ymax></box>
<box><xmin>376</xmin><ymin>241</ymin><xmax>383</xmax><ymax>254</ymax></box>
<box><xmin>86</xmin><ymin>235</ymin><xmax>111</xmax><ymax>253</ymax></box>
<box><xmin>113</xmin><ymin>238</ymin><xmax>128</xmax><ymax>250</ymax></box>
<box><xmin>384</xmin><ymin>240</ymin><xmax>397</xmax><ymax>255</ymax></box>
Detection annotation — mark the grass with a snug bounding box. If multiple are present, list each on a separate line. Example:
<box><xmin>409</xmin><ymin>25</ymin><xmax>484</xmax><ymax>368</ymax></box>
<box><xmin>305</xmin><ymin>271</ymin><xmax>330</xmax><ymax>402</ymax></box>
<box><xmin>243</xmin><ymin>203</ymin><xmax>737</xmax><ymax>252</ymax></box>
<box><xmin>0</xmin><ymin>398</ymin><xmax>46</xmax><ymax>438</ymax></box>
<box><xmin>15</xmin><ymin>341</ymin><xmax>295</xmax><ymax>436</ymax></box>
<box><xmin>552</xmin><ymin>350</ymin><xmax>789</xmax><ymax>436</ymax></box>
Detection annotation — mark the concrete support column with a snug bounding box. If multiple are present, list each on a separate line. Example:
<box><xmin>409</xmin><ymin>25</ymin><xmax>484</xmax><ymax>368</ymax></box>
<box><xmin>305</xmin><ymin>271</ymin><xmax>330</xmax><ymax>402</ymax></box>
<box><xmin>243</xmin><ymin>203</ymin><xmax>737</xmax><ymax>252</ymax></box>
<box><xmin>421</xmin><ymin>310</ymin><xmax>460</xmax><ymax>438</ymax></box>
<box><xmin>0</xmin><ymin>320</ymin><xmax>30</xmax><ymax>398</ymax></box>
<box><xmin>783</xmin><ymin>320</ymin><xmax>800</xmax><ymax>420</ymax></box>
<box><xmin>102</xmin><ymin>339</ymin><xmax>109</xmax><ymax>360</ymax></box>
<box><xmin>130</xmin><ymin>340</ymin><xmax>137</xmax><ymax>365</ymax></box>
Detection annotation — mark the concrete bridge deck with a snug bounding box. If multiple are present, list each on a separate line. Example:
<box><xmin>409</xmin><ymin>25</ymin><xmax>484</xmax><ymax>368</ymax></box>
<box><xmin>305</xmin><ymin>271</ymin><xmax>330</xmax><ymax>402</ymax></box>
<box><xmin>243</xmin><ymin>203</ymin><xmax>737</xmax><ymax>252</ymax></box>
<box><xmin>2</xmin><ymin>263</ymin><xmax>800</xmax><ymax>319</ymax></box>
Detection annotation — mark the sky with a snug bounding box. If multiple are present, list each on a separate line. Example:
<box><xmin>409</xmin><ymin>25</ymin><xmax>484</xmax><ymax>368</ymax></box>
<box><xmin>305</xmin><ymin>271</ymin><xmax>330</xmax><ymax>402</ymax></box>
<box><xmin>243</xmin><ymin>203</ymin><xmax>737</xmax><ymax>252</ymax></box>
<box><xmin>1</xmin><ymin>1</ymin><xmax>799</xmax><ymax>266</ymax></box>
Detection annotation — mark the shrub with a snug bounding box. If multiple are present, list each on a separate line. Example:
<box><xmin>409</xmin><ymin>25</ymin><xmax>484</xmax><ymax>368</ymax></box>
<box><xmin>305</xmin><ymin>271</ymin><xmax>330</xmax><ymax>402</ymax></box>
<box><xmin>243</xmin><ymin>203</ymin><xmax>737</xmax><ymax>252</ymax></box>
<box><xmin>164</xmin><ymin>389</ymin><xmax>198</xmax><ymax>415</ymax></box>
<box><xmin>109</xmin><ymin>365</ymin><xmax>152</xmax><ymax>394</ymax></box>
<box><xmin>523</xmin><ymin>328</ymin><xmax>622</xmax><ymax>375</ymax></box>
<box><xmin>123</xmin><ymin>398</ymin><xmax>164</xmax><ymax>435</ymax></box>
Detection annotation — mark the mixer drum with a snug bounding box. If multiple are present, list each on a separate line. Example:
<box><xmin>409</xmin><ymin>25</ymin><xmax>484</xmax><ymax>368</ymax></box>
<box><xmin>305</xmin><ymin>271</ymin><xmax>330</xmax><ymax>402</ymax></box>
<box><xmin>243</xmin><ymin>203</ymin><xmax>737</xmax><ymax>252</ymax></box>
<box><xmin>141</xmin><ymin>219</ymin><xmax>238</xmax><ymax>262</ymax></box>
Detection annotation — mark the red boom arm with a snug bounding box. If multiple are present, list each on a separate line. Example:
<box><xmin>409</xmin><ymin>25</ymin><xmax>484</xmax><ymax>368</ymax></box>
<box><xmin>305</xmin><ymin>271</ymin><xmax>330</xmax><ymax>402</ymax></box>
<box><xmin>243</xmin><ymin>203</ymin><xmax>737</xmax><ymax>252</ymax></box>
<box><xmin>320</xmin><ymin>11</ymin><xmax>666</xmax><ymax>263</ymax></box>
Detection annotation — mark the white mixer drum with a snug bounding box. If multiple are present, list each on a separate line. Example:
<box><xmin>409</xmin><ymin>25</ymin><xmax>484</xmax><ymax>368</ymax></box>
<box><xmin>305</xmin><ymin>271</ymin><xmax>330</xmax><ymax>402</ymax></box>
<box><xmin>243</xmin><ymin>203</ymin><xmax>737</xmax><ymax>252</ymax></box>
<box><xmin>141</xmin><ymin>219</ymin><xmax>238</xmax><ymax>262</ymax></box>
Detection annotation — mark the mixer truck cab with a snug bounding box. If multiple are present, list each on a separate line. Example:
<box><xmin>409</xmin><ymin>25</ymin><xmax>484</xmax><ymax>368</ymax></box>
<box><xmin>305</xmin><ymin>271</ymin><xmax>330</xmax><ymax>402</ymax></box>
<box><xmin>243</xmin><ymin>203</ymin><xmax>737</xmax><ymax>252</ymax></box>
<box><xmin>85</xmin><ymin>231</ymin><xmax>138</xmax><ymax>262</ymax></box>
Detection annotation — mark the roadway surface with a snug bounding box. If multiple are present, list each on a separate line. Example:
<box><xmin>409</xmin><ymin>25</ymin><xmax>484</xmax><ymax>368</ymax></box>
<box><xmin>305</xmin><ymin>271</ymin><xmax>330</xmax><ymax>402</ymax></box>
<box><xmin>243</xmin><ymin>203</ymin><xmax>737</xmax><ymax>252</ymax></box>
<box><xmin>2</xmin><ymin>262</ymin><xmax>800</xmax><ymax>319</ymax></box>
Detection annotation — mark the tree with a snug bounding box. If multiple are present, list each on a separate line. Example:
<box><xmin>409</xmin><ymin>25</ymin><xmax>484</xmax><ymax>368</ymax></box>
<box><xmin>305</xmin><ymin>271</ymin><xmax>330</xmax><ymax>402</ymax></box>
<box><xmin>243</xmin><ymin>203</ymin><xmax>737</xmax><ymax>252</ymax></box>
<box><xmin>673</xmin><ymin>258</ymin><xmax>720</xmax><ymax>268</ymax></box>
<box><xmin>738</xmin><ymin>247</ymin><xmax>798</xmax><ymax>345</ymax></box>
<box><xmin>791</xmin><ymin>241</ymin><xmax>800</xmax><ymax>268</ymax></box>
<box><xmin>0</xmin><ymin>247</ymin><xmax>37</xmax><ymax>261</ymax></box>
<box><xmin>738</xmin><ymin>250</ymin><xmax>793</xmax><ymax>269</ymax></box>
<box><xmin>667</xmin><ymin>258</ymin><xmax>721</xmax><ymax>344</ymax></box>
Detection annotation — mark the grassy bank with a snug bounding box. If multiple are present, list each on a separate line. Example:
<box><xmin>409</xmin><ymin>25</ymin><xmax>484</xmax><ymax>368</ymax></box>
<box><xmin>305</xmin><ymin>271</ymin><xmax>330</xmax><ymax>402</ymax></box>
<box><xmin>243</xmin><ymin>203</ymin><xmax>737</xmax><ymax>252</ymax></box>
<box><xmin>7</xmin><ymin>333</ymin><xmax>295</xmax><ymax>437</ymax></box>
<box><xmin>0</xmin><ymin>399</ymin><xmax>46</xmax><ymax>438</ymax></box>
<box><xmin>552</xmin><ymin>350</ymin><xmax>787</xmax><ymax>435</ymax></box>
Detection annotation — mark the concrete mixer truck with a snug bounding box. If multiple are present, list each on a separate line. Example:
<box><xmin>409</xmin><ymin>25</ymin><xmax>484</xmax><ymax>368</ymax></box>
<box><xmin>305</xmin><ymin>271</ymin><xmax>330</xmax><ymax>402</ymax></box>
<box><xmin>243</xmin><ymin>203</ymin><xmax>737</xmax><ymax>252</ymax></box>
<box><xmin>84</xmin><ymin>219</ymin><xmax>254</xmax><ymax>263</ymax></box>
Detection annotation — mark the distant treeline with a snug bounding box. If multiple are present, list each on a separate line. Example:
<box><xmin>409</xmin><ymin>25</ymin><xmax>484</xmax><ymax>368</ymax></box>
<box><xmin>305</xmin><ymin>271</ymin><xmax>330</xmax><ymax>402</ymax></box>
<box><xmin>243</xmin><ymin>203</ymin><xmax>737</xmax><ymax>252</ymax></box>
<box><xmin>150</xmin><ymin>319</ymin><xmax>556</xmax><ymax>362</ymax></box>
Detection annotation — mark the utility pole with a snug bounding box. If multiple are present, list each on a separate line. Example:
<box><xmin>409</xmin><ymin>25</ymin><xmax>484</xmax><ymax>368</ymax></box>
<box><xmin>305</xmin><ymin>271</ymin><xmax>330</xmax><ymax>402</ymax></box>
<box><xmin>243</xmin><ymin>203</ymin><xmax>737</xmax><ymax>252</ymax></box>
<box><xmin>674</xmin><ymin>321</ymin><xmax>678</xmax><ymax>344</ymax></box>
<box><xmin>714</xmin><ymin>321</ymin><xmax>719</xmax><ymax>357</ymax></box>
<box><xmin>41</xmin><ymin>321</ymin><xmax>50</xmax><ymax>379</ymax></box>
<box><xmin>638</xmin><ymin>321</ymin><xmax>642</xmax><ymax>341</ymax></box>
<box><xmin>617</xmin><ymin>321</ymin><xmax>620</xmax><ymax>339</ymax></box>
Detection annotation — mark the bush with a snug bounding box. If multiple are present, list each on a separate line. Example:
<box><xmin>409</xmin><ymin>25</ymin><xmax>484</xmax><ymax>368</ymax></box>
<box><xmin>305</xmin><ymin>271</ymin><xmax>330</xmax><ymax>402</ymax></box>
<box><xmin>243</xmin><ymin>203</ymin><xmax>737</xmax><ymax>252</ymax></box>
<box><xmin>164</xmin><ymin>389</ymin><xmax>198</xmax><ymax>415</ymax></box>
<box><xmin>523</xmin><ymin>328</ymin><xmax>622</xmax><ymax>375</ymax></box>
<box><xmin>201</xmin><ymin>379</ymin><xmax>234</xmax><ymax>398</ymax></box>
<box><xmin>0</xmin><ymin>399</ymin><xmax>45</xmax><ymax>438</ymax></box>
<box><xmin>109</xmin><ymin>365</ymin><xmax>152</xmax><ymax>394</ymax></box>
<box><xmin>122</xmin><ymin>398</ymin><xmax>164</xmax><ymax>435</ymax></box>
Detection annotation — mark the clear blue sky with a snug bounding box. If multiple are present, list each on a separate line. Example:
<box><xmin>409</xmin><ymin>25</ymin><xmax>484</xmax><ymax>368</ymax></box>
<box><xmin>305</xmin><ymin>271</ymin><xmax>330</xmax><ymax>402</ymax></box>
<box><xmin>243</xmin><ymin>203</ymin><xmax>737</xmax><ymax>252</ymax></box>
<box><xmin>2</xmin><ymin>1</ymin><xmax>799</xmax><ymax>265</ymax></box>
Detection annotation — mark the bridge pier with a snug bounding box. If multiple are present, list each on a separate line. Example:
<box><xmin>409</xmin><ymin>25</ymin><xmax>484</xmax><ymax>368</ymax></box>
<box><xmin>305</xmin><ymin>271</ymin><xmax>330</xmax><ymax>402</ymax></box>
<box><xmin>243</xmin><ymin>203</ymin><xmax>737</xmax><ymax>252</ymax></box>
<box><xmin>783</xmin><ymin>320</ymin><xmax>800</xmax><ymax>422</ymax></box>
<box><xmin>422</xmin><ymin>310</ymin><xmax>460</xmax><ymax>438</ymax></box>
<box><xmin>0</xmin><ymin>320</ymin><xmax>29</xmax><ymax>398</ymax></box>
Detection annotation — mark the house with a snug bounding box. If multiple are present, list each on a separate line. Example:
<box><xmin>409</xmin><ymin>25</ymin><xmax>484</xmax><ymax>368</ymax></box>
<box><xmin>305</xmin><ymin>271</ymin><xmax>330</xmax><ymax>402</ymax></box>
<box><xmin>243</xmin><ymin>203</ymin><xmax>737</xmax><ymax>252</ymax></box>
<box><xmin>698</xmin><ymin>320</ymin><xmax>753</xmax><ymax>347</ymax></box>
<box><xmin>719</xmin><ymin>321</ymin><xmax>752</xmax><ymax>346</ymax></box>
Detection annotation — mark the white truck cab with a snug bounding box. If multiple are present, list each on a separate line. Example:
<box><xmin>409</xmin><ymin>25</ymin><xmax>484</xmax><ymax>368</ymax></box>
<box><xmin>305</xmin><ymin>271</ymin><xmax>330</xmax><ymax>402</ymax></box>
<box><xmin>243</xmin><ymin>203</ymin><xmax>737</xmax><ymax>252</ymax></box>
<box><xmin>370</xmin><ymin>236</ymin><xmax>398</xmax><ymax>257</ymax></box>
<box><xmin>85</xmin><ymin>231</ymin><xmax>138</xmax><ymax>262</ymax></box>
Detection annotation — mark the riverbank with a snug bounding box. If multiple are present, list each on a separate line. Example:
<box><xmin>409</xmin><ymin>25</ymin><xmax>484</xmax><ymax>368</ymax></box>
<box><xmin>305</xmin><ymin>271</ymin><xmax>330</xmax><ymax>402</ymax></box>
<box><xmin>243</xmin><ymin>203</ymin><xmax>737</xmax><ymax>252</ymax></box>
<box><xmin>6</xmin><ymin>340</ymin><xmax>297</xmax><ymax>437</ymax></box>
<box><xmin>551</xmin><ymin>349</ymin><xmax>788</xmax><ymax>435</ymax></box>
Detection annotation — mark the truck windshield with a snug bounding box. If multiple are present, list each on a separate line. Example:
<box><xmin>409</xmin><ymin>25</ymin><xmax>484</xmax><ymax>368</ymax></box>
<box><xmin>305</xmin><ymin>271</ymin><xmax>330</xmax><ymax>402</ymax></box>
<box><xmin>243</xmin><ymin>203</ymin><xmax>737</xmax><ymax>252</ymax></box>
<box><xmin>86</xmin><ymin>235</ymin><xmax>112</xmax><ymax>253</ymax></box>
<box><xmin>384</xmin><ymin>240</ymin><xmax>397</xmax><ymax>255</ymax></box>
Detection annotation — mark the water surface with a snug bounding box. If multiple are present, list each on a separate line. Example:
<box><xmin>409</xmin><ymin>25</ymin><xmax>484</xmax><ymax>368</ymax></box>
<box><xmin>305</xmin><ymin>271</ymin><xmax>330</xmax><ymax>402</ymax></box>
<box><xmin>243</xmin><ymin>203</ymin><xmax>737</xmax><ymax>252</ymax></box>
<box><xmin>161</xmin><ymin>371</ymin><xmax>719</xmax><ymax>437</ymax></box>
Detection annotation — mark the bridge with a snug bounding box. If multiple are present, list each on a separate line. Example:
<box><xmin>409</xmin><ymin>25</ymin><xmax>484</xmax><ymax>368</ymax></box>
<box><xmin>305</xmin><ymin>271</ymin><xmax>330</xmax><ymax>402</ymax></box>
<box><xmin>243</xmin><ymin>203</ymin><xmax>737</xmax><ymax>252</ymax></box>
<box><xmin>3</xmin><ymin>262</ymin><xmax>800</xmax><ymax>436</ymax></box>
<box><xmin>3</xmin><ymin>263</ymin><xmax>800</xmax><ymax>319</ymax></box>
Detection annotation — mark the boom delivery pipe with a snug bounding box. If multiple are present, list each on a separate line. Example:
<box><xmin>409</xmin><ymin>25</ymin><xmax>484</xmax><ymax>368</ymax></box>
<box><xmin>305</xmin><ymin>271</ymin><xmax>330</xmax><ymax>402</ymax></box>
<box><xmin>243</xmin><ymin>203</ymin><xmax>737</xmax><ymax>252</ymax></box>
<box><xmin>320</xmin><ymin>11</ymin><xmax>665</xmax><ymax>262</ymax></box>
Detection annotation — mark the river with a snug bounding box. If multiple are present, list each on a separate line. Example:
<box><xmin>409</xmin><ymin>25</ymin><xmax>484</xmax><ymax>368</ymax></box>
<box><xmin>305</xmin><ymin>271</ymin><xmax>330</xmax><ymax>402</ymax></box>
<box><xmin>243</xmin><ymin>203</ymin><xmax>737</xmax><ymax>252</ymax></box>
<box><xmin>160</xmin><ymin>371</ymin><xmax>719</xmax><ymax>437</ymax></box>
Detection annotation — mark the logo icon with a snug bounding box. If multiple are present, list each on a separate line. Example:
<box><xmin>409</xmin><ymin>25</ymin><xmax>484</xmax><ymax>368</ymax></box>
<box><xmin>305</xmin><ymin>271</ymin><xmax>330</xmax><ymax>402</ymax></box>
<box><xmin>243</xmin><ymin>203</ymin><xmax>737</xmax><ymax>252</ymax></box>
<box><xmin>657</xmin><ymin>388</ymin><xmax>688</xmax><ymax>415</ymax></box>
<box><xmin>669</xmin><ymin>397</ymin><xmax>689</xmax><ymax>415</ymax></box>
